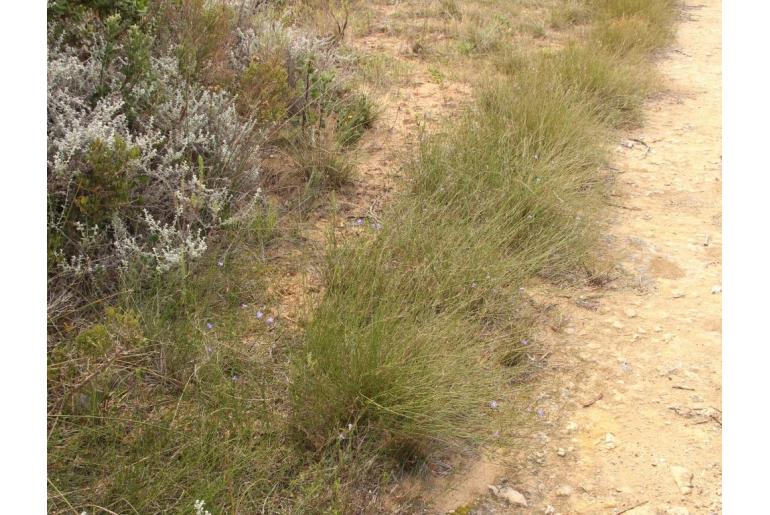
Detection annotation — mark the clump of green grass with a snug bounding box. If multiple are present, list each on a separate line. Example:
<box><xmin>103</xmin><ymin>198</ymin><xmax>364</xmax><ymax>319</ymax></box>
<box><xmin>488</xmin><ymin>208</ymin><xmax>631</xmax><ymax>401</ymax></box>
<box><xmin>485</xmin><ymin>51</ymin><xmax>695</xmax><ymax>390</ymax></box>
<box><xmin>537</xmin><ymin>44</ymin><xmax>654</xmax><ymax>127</ymax></box>
<box><xmin>355</xmin><ymin>51</ymin><xmax>414</xmax><ymax>90</ymax></box>
<box><xmin>460</xmin><ymin>15</ymin><xmax>509</xmax><ymax>54</ymax></box>
<box><xmin>290</xmin><ymin>0</ymin><xmax>680</xmax><ymax>478</ymax></box>
<box><xmin>518</xmin><ymin>19</ymin><xmax>547</xmax><ymax>39</ymax></box>
<box><xmin>290</xmin><ymin>54</ymin><xmax>611</xmax><ymax>461</ymax></box>
<box><xmin>285</xmin><ymin>126</ymin><xmax>356</xmax><ymax>194</ymax></box>
<box><xmin>439</xmin><ymin>0</ymin><xmax>463</xmax><ymax>21</ymax></box>
<box><xmin>591</xmin><ymin>0</ymin><xmax>678</xmax><ymax>54</ymax></box>
<box><xmin>336</xmin><ymin>92</ymin><xmax>377</xmax><ymax>147</ymax></box>
<box><xmin>550</xmin><ymin>0</ymin><xmax>593</xmax><ymax>29</ymax></box>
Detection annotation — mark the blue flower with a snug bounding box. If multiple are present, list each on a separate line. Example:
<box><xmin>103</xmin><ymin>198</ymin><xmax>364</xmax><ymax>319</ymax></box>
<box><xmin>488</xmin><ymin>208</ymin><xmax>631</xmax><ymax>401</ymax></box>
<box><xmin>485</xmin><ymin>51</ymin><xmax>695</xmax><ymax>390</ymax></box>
<box><xmin>206</xmin><ymin>322</ymin><xmax>214</xmax><ymax>330</ymax></box>
<box><xmin>256</xmin><ymin>310</ymin><xmax>264</xmax><ymax>319</ymax></box>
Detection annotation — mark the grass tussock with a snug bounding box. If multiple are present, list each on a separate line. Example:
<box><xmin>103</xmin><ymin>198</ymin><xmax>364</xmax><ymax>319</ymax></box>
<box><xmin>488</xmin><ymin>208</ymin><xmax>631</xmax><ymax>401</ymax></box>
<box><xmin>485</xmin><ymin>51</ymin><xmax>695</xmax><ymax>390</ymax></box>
<box><xmin>591</xmin><ymin>0</ymin><xmax>679</xmax><ymax>54</ymax></box>
<box><xmin>290</xmin><ymin>56</ymin><xmax>612</xmax><ymax>460</ymax></box>
<box><xmin>289</xmin><ymin>0</ymin><xmax>679</xmax><ymax>485</ymax></box>
<box><xmin>550</xmin><ymin>0</ymin><xmax>593</xmax><ymax>29</ymax></box>
<box><xmin>537</xmin><ymin>45</ymin><xmax>654</xmax><ymax>128</ymax></box>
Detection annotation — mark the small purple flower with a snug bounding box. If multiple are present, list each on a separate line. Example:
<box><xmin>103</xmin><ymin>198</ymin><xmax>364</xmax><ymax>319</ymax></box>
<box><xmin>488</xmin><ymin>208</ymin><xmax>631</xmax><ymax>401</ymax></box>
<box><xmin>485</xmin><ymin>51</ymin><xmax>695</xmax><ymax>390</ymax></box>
<box><xmin>471</xmin><ymin>282</ymin><xmax>477</xmax><ymax>289</ymax></box>
<box><xmin>536</xmin><ymin>408</ymin><xmax>545</xmax><ymax>418</ymax></box>
<box><xmin>206</xmin><ymin>322</ymin><xmax>214</xmax><ymax>330</ymax></box>
<box><xmin>490</xmin><ymin>400</ymin><xmax>499</xmax><ymax>410</ymax></box>
<box><xmin>217</xmin><ymin>260</ymin><xmax>224</xmax><ymax>267</ymax></box>
<box><xmin>266</xmin><ymin>316</ymin><xmax>275</xmax><ymax>326</ymax></box>
<box><xmin>354</xmin><ymin>218</ymin><xmax>364</xmax><ymax>226</ymax></box>
<box><xmin>256</xmin><ymin>310</ymin><xmax>264</xmax><ymax>319</ymax></box>
<box><xmin>374</xmin><ymin>222</ymin><xmax>383</xmax><ymax>230</ymax></box>
<box><xmin>521</xmin><ymin>338</ymin><xmax>530</xmax><ymax>346</ymax></box>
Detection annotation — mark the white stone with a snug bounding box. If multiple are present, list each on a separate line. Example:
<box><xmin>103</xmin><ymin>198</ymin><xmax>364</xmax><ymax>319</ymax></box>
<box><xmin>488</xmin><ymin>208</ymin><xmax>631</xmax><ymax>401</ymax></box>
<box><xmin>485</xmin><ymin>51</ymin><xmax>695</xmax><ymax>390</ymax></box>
<box><xmin>488</xmin><ymin>485</ymin><xmax>528</xmax><ymax>506</ymax></box>
<box><xmin>670</xmin><ymin>465</ymin><xmax>693</xmax><ymax>494</ymax></box>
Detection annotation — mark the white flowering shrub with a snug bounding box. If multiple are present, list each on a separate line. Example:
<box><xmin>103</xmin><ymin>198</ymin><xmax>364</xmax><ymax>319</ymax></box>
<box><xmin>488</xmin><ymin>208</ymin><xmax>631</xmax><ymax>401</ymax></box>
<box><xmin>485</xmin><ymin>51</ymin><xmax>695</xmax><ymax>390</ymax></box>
<box><xmin>48</xmin><ymin>31</ymin><xmax>262</xmax><ymax>264</ymax></box>
<box><xmin>46</xmin><ymin>4</ymin><xmax>291</xmax><ymax>315</ymax></box>
<box><xmin>46</xmin><ymin>2</ymin><xmax>373</xmax><ymax>332</ymax></box>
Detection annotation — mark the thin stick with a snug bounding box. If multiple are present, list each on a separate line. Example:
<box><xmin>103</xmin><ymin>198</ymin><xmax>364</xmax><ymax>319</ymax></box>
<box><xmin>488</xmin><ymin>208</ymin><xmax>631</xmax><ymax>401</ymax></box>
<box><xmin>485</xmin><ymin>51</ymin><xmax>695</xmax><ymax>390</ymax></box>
<box><xmin>582</xmin><ymin>392</ymin><xmax>604</xmax><ymax>408</ymax></box>
<box><xmin>607</xmin><ymin>202</ymin><xmax>642</xmax><ymax>211</ymax></box>
<box><xmin>616</xmin><ymin>500</ymin><xmax>649</xmax><ymax>515</ymax></box>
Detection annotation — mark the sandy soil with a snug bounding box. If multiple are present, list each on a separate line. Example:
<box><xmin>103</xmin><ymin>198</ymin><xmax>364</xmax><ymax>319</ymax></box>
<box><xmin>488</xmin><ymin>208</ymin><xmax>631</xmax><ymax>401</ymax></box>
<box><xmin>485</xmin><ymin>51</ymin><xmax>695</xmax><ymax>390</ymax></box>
<box><xmin>426</xmin><ymin>1</ymin><xmax>722</xmax><ymax>514</ymax></box>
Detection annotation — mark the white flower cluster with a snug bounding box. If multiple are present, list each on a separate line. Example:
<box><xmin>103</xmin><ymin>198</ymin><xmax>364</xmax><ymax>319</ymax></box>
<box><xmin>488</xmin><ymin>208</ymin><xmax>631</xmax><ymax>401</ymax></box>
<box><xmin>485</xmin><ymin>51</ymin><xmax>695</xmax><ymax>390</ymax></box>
<box><xmin>230</xmin><ymin>18</ymin><xmax>347</xmax><ymax>80</ymax></box>
<box><xmin>193</xmin><ymin>499</ymin><xmax>212</xmax><ymax>515</ymax></box>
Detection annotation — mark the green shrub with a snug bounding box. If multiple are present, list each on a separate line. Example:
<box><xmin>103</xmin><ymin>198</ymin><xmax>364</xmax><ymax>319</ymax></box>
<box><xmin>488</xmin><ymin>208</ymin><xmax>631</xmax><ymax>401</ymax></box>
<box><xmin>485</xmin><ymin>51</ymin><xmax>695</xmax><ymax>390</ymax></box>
<box><xmin>75</xmin><ymin>136</ymin><xmax>140</xmax><ymax>228</ymax></box>
<box><xmin>74</xmin><ymin>323</ymin><xmax>112</xmax><ymax>356</ymax></box>
<box><xmin>238</xmin><ymin>58</ymin><xmax>293</xmax><ymax>121</ymax></box>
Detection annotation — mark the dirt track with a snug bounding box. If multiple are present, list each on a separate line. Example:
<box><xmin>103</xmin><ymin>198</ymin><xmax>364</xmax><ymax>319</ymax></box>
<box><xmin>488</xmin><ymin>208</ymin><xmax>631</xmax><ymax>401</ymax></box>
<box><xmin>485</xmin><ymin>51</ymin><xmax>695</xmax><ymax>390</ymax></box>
<box><xmin>429</xmin><ymin>1</ymin><xmax>722</xmax><ymax>513</ymax></box>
